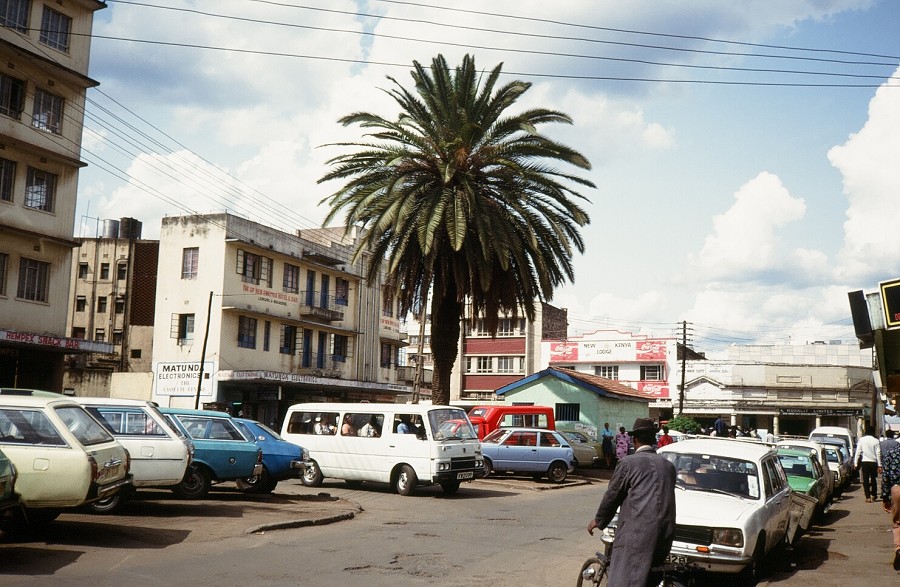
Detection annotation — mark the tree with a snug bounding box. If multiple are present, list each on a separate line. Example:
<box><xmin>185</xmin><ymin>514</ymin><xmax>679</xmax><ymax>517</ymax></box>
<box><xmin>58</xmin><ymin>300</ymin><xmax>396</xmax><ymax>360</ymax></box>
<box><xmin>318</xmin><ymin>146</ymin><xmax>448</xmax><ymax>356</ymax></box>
<box><xmin>319</xmin><ymin>54</ymin><xmax>595</xmax><ymax>405</ymax></box>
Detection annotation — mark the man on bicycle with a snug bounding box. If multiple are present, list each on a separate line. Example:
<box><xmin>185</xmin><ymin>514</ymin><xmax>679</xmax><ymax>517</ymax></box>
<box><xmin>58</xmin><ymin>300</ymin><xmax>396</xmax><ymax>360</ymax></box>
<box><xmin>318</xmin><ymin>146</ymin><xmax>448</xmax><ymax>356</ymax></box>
<box><xmin>587</xmin><ymin>417</ymin><xmax>677</xmax><ymax>586</ymax></box>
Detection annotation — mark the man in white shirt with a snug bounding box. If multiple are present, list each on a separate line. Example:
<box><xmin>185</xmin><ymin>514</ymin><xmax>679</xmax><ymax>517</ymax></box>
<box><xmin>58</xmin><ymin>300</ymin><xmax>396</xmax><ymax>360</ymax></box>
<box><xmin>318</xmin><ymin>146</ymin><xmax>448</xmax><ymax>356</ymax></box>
<box><xmin>855</xmin><ymin>426</ymin><xmax>883</xmax><ymax>502</ymax></box>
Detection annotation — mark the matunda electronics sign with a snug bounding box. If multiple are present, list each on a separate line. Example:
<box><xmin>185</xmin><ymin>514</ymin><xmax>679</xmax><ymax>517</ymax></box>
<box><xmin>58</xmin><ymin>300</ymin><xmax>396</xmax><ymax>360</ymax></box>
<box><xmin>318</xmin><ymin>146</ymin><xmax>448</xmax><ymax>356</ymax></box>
<box><xmin>154</xmin><ymin>362</ymin><xmax>214</xmax><ymax>397</ymax></box>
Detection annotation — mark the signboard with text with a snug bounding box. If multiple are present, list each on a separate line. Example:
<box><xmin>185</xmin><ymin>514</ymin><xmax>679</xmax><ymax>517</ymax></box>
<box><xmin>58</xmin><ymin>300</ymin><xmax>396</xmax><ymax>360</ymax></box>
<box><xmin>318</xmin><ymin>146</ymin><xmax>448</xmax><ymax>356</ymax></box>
<box><xmin>880</xmin><ymin>278</ymin><xmax>900</xmax><ymax>329</ymax></box>
<box><xmin>154</xmin><ymin>361</ymin><xmax>215</xmax><ymax>397</ymax></box>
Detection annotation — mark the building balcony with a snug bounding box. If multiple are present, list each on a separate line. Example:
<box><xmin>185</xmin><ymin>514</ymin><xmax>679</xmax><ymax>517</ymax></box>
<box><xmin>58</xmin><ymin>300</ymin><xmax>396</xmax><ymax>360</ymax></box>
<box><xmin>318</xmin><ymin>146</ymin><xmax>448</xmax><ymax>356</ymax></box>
<box><xmin>299</xmin><ymin>291</ymin><xmax>346</xmax><ymax>322</ymax></box>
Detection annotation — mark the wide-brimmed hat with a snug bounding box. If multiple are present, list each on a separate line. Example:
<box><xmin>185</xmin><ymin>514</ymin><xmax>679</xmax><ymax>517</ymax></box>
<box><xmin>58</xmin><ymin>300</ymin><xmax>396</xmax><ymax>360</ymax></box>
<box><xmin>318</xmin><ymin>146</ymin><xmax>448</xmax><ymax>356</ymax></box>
<box><xmin>628</xmin><ymin>417</ymin><xmax>656</xmax><ymax>434</ymax></box>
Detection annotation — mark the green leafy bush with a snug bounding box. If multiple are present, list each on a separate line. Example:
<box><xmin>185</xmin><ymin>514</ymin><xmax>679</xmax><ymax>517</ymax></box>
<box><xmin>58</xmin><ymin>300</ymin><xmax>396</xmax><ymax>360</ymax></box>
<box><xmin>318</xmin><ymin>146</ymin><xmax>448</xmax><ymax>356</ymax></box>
<box><xmin>666</xmin><ymin>415</ymin><xmax>702</xmax><ymax>434</ymax></box>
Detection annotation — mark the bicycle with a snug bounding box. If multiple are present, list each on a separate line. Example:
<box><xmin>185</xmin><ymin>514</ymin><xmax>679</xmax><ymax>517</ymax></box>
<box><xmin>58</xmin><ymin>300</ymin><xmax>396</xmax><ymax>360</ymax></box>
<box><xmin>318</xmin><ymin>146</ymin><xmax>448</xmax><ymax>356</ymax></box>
<box><xmin>577</xmin><ymin>542</ymin><xmax>701</xmax><ymax>587</ymax></box>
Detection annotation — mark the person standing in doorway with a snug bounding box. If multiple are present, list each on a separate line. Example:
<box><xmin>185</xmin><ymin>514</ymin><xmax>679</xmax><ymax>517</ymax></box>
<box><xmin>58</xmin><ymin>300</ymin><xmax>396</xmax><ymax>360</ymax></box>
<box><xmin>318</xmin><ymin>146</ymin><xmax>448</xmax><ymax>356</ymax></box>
<box><xmin>855</xmin><ymin>426</ymin><xmax>882</xmax><ymax>503</ymax></box>
<box><xmin>587</xmin><ymin>418</ymin><xmax>676</xmax><ymax>586</ymax></box>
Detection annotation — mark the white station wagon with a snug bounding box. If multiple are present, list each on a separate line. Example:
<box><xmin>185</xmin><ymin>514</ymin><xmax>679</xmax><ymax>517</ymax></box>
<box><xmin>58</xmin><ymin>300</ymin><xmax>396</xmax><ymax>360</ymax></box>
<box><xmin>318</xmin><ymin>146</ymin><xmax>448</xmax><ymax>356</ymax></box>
<box><xmin>75</xmin><ymin>397</ymin><xmax>193</xmax><ymax>513</ymax></box>
<box><xmin>0</xmin><ymin>392</ymin><xmax>132</xmax><ymax>530</ymax></box>
<box><xmin>657</xmin><ymin>438</ymin><xmax>812</xmax><ymax>583</ymax></box>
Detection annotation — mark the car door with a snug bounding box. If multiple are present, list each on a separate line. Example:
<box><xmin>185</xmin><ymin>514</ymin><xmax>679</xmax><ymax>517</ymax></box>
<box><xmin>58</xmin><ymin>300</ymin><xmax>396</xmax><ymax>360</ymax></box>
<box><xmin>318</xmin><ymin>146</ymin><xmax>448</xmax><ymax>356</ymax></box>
<box><xmin>499</xmin><ymin>431</ymin><xmax>539</xmax><ymax>471</ymax></box>
<box><xmin>762</xmin><ymin>456</ymin><xmax>792</xmax><ymax>551</ymax></box>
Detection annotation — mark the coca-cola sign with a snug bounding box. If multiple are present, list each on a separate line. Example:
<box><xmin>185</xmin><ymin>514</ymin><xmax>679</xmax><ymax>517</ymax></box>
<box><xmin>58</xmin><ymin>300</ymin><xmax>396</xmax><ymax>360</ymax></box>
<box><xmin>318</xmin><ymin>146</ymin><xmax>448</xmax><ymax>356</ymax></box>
<box><xmin>550</xmin><ymin>342</ymin><xmax>578</xmax><ymax>362</ymax></box>
<box><xmin>635</xmin><ymin>340</ymin><xmax>667</xmax><ymax>360</ymax></box>
<box><xmin>638</xmin><ymin>381</ymin><xmax>669</xmax><ymax>398</ymax></box>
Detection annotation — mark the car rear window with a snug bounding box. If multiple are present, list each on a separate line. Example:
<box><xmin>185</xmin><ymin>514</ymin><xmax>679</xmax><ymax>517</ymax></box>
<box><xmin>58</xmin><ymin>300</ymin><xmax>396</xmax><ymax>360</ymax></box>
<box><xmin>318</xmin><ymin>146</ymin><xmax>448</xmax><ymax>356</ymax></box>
<box><xmin>0</xmin><ymin>407</ymin><xmax>65</xmax><ymax>445</ymax></box>
<box><xmin>55</xmin><ymin>406</ymin><xmax>115</xmax><ymax>446</ymax></box>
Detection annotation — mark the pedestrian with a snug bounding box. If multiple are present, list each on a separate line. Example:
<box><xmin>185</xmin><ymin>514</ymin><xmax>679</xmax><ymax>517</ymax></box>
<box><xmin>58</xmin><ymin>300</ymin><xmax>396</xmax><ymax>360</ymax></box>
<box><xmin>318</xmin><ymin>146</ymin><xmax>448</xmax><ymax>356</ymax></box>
<box><xmin>615</xmin><ymin>425</ymin><xmax>630</xmax><ymax>461</ymax></box>
<box><xmin>880</xmin><ymin>429</ymin><xmax>899</xmax><ymax>460</ymax></box>
<box><xmin>880</xmin><ymin>443</ymin><xmax>900</xmax><ymax>570</ymax></box>
<box><xmin>656</xmin><ymin>426</ymin><xmax>674</xmax><ymax>448</ymax></box>
<box><xmin>601</xmin><ymin>422</ymin><xmax>615</xmax><ymax>469</ymax></box>
<box><xmin>587</xmin><ymin>417</ymin><xmax>676</xmax><ymax>587</ymax></box>
<box><xmin>854</xmin><ymin>426</ymin><xmax>882</xmax><ymax>503</ymax></box>
<box><xmin>713</xmin><ymin>415</ymin><xmax>727</xmax><ymax>437</ymax></box>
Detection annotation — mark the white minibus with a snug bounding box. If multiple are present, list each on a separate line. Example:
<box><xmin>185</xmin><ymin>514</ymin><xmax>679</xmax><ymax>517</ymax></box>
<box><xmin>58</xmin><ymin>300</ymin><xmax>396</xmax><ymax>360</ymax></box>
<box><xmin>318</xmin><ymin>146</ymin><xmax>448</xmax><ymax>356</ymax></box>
<box><xmin>281</xmin><ymin>403</ymin><xmax>482</xmax><ymax>495</ymax></box>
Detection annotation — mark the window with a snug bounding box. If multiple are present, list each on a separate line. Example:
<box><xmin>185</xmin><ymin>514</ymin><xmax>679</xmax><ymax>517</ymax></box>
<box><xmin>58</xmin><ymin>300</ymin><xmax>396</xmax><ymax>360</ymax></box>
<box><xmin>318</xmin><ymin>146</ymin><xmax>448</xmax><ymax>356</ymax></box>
<box><xmin>130</xmin><ymin>349</ymin><xmax>142</xmax><ymax>359</ymax></box>
<box><xmin>31</xmin><ymin>88</ymin><xmax>63</xmax><ymax>134</ymax></box>
<box><xmin>595</xmin><ymin>365</ymin><xmax>619</xmax><ymax>379</ymax></box>
<box><xmin>279</xmin><ymin>325</ymin><xmax>297</xmax><ymax>354</ymax></box>
<box><xmin>335</xmin><ymin>278</ymin><xmax>349</xmax><ymax>306</ymax></box>
<box><xmin>283</xmin><ymin>263</ymin><xmax>299</xmax><ymax>293</ymax></box>
<box><xmin>498</xmin><ymin>318</ymin><xmax>514</xmax><ymax>336</ymax></box>
<box><xmin>320</xmin><ymin>274</ymin><xmax>330</xmax><ymax>308</ymax></box>
<box><xmin>381</xmin><ymin>287</ymin><xmax>393</xmax><ymax>317</ymax></box>
<box><xmin>333</xmin><ymin>334</ymin><xmax>348</xmax><ymax>362</ymax></box>
<box><xmin>24</xmin><ymin>167</ymin><xmax>56</xmax><ymax>212</ymax></box>
<box><xmin>112</xmin><ymin>330</ymin><xmax>123</xmax><ymax>345</ymax></box>
<box><xmin>0</xmin><ymin>0</ymin><xmax>29</xmax><ymax>32</ymax></box>
<box><xmin>39</xmin><ymin>6</ymin><xmax>71</xmax><ymax>52</ymax></box>
<box><xmin>238</xmin><ymin>316</ymin><xmax>257</xmax><ymax>349</ymax></box>
<box><xmin>170</xmin><ymin>313</ymin><xmax>194</xmax><ymax>345</ymax></box>
<box><xmin>78</xmin><ymin>262</ymin><xmax>88</xmax><ymax>278</ymax></box>
<box><xmin>0</xmin><ymin>157</ymin><xmax>14</xmax><ymax>202</ymax></box>
<box><xmin>555</xmin><ymin>403</ymin><xmax>580</xmax><ymax>422</ymax></box>
<box><xmin>99</xmin><ymin>263</ymin><xmax>109</xmax><ymax>280</ymax></box>
<box><xmin>640</xmin><ymin>364</ymin><xmax>664</xmax><ymax>381</ymax></box>
<box><xmin>236</xmin><ymin>250</ymin><xmax>272</xmax><ymax>286</ymax></box>
<box><xmin>0</xmin><ymin>73</ymin><xmax>25</xmax><ymax>119</ymax></box>
<box><xmin>477</xmin><ymin>356</ymin><xmax>492</xmax><ymax>373</ymax></box>
<box><xmin>0</xmin><ymin>252</ymin><xmax>6</xmax><ymax>296</ymax></box>
<box><xmin>114</xmin><ymin>297</ymin><xmax>125</xmax><ymax>314</ymax></box>
<box><xmin>16</xmin><ymin>257</ymin><xmax>49</xmax><ymax>302</ymax></box>
<box><xmin>263</xmin><ymin>321</ymin><xmax>270</xmax><ymax>352</ymax></box>
<box><xmin>94</xmin><ymin>328</ymin><xmax>105</xmax><ymax>342</ymax></box>
<box><xmin>181</xmin><ymin>247</ymin><xmax>198</xmax><ymax>279</ymax></box>
<box><xmin>96</xmin><ymin>296</ymin><xmax>107</xmax><ymax>313</ymax></box>
<box><xmin>116</xmin><ymin>262</ymin><xmax>127</xmax><ymax>280</ymax></box>
<box><xmin>380</xmin><ymin>342</ymin><xmax>392</xmax><ymax>368</ymax></box>
<box><xmin>497</xmin><ymin>356</ymin><xmax>516</xmax><ymax>373</ymax></box>
<box><xmin>304</xmin><ymin>270</ymin><xmax>315</xmax><ymax>306</ymax></box>
<box><xmin>72</xmin><ymin>327</ymin><xmax>85</xmax><ymax>339</ymax></box>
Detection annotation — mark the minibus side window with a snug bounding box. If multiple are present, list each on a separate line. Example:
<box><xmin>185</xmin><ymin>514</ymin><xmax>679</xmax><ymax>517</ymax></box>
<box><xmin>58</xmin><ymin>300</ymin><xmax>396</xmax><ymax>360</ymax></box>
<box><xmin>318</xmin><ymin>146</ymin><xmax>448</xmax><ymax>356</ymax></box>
<box><xmin>348</xmin><ymin>413</ymin><xmax>384</xmax><ymax>438</ymax></box>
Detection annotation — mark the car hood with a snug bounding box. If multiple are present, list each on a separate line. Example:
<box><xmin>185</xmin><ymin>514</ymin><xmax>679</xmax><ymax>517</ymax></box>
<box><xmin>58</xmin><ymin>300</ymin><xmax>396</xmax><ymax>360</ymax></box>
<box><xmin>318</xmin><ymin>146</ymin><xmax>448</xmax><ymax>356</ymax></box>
<box><xmin>675</xmin><ymin>488</ymin><xmax>758</xmax><ymax>524</ymax></box>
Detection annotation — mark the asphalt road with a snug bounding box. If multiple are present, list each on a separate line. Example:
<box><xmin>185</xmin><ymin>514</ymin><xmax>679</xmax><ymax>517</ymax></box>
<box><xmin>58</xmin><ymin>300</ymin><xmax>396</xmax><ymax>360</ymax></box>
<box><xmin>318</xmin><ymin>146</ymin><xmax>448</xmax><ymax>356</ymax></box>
<box><xmin>0</xmin><ymin>471</ymin><xmax>897</xmax><ymax>586</ymax></box>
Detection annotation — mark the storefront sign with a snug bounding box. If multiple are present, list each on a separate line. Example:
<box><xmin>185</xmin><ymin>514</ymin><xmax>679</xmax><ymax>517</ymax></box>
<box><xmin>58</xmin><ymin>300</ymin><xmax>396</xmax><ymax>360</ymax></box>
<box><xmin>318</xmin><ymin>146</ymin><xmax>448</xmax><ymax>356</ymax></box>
<box><xmin>154</xmin><ymin>361</ymin><xmax>215</xmax><ymax>397</ymax></box>
<box><xmin>0</xmin><ymin>328</ymin><xmax>113</xmax><ymax>353</ymax></box>
<box><xmin>780</xmin><ymin>408</ymin><xmax>862</xmax><ymax>417</ymax></box>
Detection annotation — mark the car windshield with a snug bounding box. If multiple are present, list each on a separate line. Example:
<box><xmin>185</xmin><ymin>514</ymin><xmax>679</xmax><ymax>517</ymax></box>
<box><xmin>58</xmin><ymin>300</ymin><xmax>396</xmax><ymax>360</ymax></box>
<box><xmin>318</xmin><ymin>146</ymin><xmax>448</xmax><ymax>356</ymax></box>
<box><xmin>482</xmin><ymin>429</ymin><xmax>507</xmax><ymax>444</ymax></box>
<box><xmin>661</xmin><ymin>452</ymin><xmax>760</xmax><ymax>499</ymax></box>
<box><xmin>824</xmin><ymin>448</ymin><xmax>840</xmax><ymax>463</ymax></box>
<box><xmin>778</xmin><ymin>454</ymin><xmax>814</xmax><ymax>478</ymax></box>
<box><xmin>429</xmin><ymin>408</ymin><xmax>478</xmax><ymax>440</ymax></box>
<box><xmin>56</xmin><ymin>406</ymin><xmax>115</xmax><ymax>446</ymax></box>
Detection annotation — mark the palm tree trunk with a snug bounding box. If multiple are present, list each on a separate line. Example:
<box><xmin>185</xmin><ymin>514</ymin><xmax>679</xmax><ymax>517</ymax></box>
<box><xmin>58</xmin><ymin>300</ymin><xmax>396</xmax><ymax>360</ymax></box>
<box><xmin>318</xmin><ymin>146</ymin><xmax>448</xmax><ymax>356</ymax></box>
<box><xmin>429</xmin><ymin>285</ymin><xmax>461</xmax><ymax>406</ymax></box>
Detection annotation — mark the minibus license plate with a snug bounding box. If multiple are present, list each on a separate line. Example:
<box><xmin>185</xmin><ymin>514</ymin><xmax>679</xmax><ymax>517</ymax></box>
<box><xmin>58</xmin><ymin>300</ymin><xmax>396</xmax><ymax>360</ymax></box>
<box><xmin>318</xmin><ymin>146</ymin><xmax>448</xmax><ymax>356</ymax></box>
<box><xmin>456</xmin><ymin>471</ymin><xmax>474</xmax><ymax>480</ymax></box>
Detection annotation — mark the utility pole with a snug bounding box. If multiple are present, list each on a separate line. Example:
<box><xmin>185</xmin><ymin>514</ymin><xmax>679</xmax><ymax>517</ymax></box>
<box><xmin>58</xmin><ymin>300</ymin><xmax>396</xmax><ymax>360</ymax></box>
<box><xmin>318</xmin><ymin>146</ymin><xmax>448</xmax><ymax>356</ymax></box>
<box><xmin>194</xmin><ymin>291</ymin><xmax>213</xmax><ymax>409</ymax></box>
<box><xmin>679</xmin><ymin>320</ymin><xmax>687</xmax><ymax>416</ymax></box>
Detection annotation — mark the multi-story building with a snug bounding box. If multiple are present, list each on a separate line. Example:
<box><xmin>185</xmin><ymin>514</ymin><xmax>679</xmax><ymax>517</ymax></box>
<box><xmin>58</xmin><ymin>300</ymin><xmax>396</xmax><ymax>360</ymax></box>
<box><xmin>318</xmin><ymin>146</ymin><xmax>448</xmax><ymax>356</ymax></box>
<box><xmin>448</xmin><ymin>302</ymin><xmax>568</xmax><ymax>405</ymax></box>
<box><xmin>0</xmin><ymin>0</ymin><xmax>110</xmax><ymax>390</ymax></box>
<box><xmin>64</xmin><ymin>217</ymin><xmax>158</xmax><ymax>395</ymax></box>
<box><xmin>150</xmin><ymin>213</ymin><xmax>410</xmax><ymax>429</ymax></box>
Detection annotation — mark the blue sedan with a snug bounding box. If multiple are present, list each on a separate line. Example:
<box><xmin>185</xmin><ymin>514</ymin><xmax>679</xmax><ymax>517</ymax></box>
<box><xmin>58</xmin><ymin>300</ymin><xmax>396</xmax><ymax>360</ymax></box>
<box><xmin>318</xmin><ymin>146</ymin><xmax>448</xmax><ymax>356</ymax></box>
<box><xmin>233</xmin><ymin>418</ymin><xmax>309</xmax><ymax>493</ymax></box>
<box><xmin>481</xmin><ymin>428</ymin><xmax>575</xmax><ymax>483</ymax></box>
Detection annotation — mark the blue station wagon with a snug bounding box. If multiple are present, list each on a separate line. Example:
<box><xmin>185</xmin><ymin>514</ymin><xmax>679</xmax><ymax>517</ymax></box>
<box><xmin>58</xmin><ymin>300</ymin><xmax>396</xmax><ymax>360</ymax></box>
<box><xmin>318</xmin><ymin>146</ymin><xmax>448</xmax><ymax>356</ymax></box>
<box><xmin>233</xmin><ymin>418</ymin><xmax>309</xmax><ymax>493</ymax></box>
<box><xmin>159</xmin><ymin>408</ymin><xmax>263</xmax><ymax>499</ymax></box>
<box><xmin>480</xmin><ymin>427</ymin><xmax>575</xmax><ymax>483</ymax></box>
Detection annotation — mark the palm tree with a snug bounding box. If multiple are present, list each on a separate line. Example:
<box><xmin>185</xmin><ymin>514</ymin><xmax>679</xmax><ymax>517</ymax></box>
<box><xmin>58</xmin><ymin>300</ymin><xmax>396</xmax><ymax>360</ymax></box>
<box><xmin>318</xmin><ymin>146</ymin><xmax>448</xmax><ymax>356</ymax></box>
<box><xmin>319</xmin><ymin>54</ymin><xmax>594</xmax><ymax>405</ymax></box>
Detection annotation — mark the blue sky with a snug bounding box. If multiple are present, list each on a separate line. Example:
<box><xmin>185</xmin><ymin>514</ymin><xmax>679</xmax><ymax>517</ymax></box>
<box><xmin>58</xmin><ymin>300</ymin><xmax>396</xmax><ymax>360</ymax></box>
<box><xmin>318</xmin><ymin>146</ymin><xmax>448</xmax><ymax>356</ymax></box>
<box><xmin>78</xmin><ymin>1</ymin><xmax>900</xmax><ymax>354</ymax></box>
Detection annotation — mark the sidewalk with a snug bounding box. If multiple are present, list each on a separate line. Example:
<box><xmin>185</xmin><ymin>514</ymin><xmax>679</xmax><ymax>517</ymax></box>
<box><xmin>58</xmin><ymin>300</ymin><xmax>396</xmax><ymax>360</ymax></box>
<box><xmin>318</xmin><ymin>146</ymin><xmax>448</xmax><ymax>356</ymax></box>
<box><xmin>761</xmin><ymin>481</ymin><xmax>899</xmax><ymax>585</ymax></box>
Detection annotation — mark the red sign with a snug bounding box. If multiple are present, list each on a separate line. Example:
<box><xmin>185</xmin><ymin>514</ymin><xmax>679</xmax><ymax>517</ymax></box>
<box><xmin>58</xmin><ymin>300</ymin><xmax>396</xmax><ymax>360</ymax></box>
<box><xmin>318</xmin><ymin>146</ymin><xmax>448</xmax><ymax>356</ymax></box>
<box><xmin>550</xmin><ymin>342</ymin><xmax>578</xmax><ymax>362</ymax></box>
<box><xmin>638</xmin><ymin>381</ymin><xmax>669</xmax><ymax>398</ymax></box>
<box><xmin>635</xmin><ymin>340</ymin><xmax>667</xmax><ymax>360</ymax></box>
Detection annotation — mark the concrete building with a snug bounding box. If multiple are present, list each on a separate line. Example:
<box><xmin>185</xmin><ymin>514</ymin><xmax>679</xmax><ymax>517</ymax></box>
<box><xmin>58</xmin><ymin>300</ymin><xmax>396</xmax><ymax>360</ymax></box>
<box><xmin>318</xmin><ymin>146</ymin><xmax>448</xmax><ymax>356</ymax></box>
<box><xmin>448</xmin><ymin>302</ymin><xmax>568</xmax><ymax>406</ymax></box>
<box><xmin>63</xmin><ymin>218</ymin><xmax>158</xmax><ymax>395</ymax></box>
<box><xmin>150</xmin><ymin>213</ymin><xmax>411</xmax><ymax>429</ymax></box>
<box><xmin>0</xmin><ymin>0</ymin><xmax>110</xmax><ymax>390</ymax></box>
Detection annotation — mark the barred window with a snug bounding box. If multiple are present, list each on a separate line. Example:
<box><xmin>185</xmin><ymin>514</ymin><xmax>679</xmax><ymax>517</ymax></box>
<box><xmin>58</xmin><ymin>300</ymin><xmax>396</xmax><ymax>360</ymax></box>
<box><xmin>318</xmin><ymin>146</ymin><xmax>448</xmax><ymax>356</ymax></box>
<box><xmin>31</xmin><ymin>88</ymin><xmax>63</xmax><ymax>133</ymax></box>
<box><xmin>238</xmin><ymin>316</ymin><xmax>257</xmax><ymax>349</ymax></box>
<box><xmin>24</xmin><ymin>167</ymin><xmax>56</xmax><ymax>212</ymax></box>
<box><xmin>0</xmin><ymin>0</ymin><xmax>29</xmax><ymax>32</ymax></box>
<box><xmin>279</xmin><ymin>324</ymin><xmax>297</xmax><ymax>354</ymax></box>
<box><xmin>283</xmin><ymin>263</ymin><xmax>299</xmax><ymax>293</ymax></box>
<box><xmin>39</xmin><ymin>6</ymin><xmax>71</xmax><ymax>52</ymax></box>
<box><xmin>17</xmin><ymin>257</ymin><xmax>49</xmax><ymax>302</ymax></box>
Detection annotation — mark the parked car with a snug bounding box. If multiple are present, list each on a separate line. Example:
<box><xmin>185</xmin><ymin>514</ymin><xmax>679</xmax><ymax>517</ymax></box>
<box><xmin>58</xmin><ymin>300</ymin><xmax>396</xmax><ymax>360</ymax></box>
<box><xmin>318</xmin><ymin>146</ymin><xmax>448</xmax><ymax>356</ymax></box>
<box><xmin>232</xmin><ymin>418</ymin><xmax>309</xmax><ymax>493</ymax></box>
<box><xmin>809</xmin><ymin>426</ymin><xmax>856</xmax><ymax>474</ymax></box>
<box><xmin>777</xmin><ymin>446</ymin><xmax>830</xmax><ymax>517</ymax></box>
<box><xmin>657</xmin><ymin>437</ymin><xmax>813</xmax><ymax>583</ymax></box>
<box><xmin>559</xmin><ymin>430</ymin><xmax>601</xmax><ymax>468</ymax></box>
<box><xmin>0</xmin><ymin>447</ymin><xmax>19</xmax><ymax>516</ymax></box>
<box><xmin>75</xmin><ymin>397</ymin><xmax>193</xmax><ymax>512</ymax></box>
<box><xmin>159</xmin><ymin>407</ymin><xmax>263</xmax><ymax>499</ymax></box>
<box><xmin>818</xmin><ymin>439</ymin><xmax>854</xmax><ymax>491</ymax></box>
<box><xmin>776</xmin><ymin>438</ymin><xmax>835</xmax><ymax>504</ymax></box>
<box><xmin>481</xmin><ymin>428</ymin><xmax>574</xmax><ymax>483</ymax></box>
<box><xmin>0</xmin><ymin>393</ymin><xmax>132</xmax><ymax>531</ymax></box>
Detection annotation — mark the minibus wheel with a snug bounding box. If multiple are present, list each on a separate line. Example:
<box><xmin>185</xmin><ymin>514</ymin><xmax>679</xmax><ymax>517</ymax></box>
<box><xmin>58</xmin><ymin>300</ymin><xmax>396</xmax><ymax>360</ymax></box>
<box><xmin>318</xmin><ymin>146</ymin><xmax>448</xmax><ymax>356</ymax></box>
<box><xmin>394</xmin><ymin>465</ymin><xmax>417</xmax><ymax>496</ymax></box>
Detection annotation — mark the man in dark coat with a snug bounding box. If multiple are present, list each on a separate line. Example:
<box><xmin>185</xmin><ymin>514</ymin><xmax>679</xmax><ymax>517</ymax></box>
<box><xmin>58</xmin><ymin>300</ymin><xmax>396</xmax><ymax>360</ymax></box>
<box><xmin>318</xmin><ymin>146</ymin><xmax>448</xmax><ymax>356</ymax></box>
<box><xmin>588</xmin><ymin>417</ymin><xmax>677</xmax><ymax>587</ymax></box>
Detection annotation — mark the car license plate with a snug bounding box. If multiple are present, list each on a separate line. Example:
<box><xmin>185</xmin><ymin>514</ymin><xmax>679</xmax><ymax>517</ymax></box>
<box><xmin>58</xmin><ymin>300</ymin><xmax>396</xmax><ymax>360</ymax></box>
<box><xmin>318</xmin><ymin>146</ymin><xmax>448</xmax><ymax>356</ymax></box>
<box><xmin>456</xmin><ymin>471</ymin><xmax>474</xmax><ymax>480</ymax></box>
<box><xmin>665</xmin><ymin>554</ymin><xmax>689</xmax><ymax>564</ymax></box>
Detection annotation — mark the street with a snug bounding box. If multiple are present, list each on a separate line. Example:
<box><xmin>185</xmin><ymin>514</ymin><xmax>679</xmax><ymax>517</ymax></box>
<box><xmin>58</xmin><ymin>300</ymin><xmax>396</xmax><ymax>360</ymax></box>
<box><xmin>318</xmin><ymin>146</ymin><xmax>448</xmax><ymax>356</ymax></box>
<box><xmin>0</xmin><ymin>473</ymin><xmax>897</xmax><ymax>586</ymax></box>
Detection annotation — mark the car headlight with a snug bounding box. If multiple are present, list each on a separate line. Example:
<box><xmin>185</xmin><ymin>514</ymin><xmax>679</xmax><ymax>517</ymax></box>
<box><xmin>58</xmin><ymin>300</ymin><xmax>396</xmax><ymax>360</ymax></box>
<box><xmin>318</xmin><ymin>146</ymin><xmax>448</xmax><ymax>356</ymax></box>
<box><xmin>711</xmin><ymin>528</ymin><xmax>744</xmax><ymax>548</ymax></box>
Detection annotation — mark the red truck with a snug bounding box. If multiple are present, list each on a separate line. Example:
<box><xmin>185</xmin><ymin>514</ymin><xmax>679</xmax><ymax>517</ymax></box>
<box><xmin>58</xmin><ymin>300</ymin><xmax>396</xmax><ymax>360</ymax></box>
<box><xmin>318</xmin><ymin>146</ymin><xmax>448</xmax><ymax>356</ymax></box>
<box><xmin>466</xmin><ymin>405</ymin><xmax>556</xmax><ymax>440</ymax></box>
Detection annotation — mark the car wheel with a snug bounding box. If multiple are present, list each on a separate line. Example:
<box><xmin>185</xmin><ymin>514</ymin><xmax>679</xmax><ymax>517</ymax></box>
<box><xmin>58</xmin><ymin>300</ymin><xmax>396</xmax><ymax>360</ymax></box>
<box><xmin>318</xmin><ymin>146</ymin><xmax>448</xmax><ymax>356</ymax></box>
<box><xmin>301</xmin><ymin>460</ymin><xmax>323</xmax><ymax>487</ymax></box>
<box><xmin>742</xmin><ymin>534</ymin><xmax>767</xmax><ymax>585</ymax></box>
<box><xmin>394</xmin><ymin>464</ymin><xmax>417</xmax><ymax>496</ymax></box>
<box><xmin>172</xmin><ymin>465</ymin><xmax>211</xmax><ymax>499</ymax></box>
<box><xmin>548</xmin><ymin>461</ymin><xmax>568</xmax><ymax>483</ymax></box>
<box><xmin>483</xmin><ymin>458</ymin><xmax>493</xmax><ymax>478</ymax></box>
<box><xmin>236</xmin><ymin>465</ymin><xmax>272</xmax><ymax>494</ymax></box>
<box><xmin>86</xmin><ymin>493</ymin><xmax>125</xmax><ymax>514</ymax></box>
